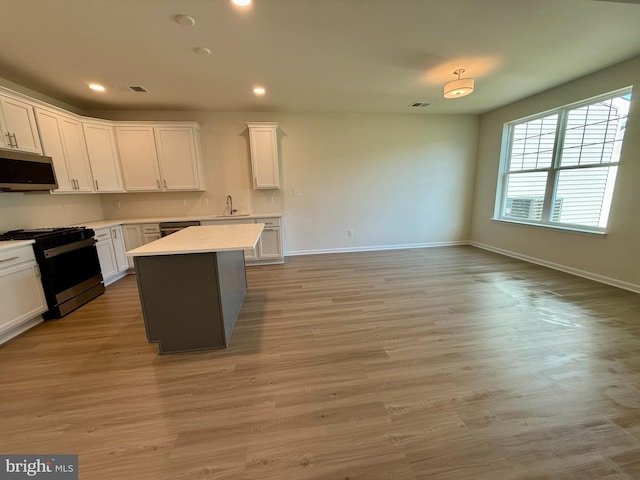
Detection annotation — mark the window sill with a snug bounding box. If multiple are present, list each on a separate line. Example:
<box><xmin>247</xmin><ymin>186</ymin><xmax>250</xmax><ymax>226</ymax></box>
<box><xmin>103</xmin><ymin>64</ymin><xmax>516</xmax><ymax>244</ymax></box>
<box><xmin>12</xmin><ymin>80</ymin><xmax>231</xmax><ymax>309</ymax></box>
<box><xmin>491</xmin><ymin>218</ymin><xmax>607</xmax><ymax>237</ymax></box>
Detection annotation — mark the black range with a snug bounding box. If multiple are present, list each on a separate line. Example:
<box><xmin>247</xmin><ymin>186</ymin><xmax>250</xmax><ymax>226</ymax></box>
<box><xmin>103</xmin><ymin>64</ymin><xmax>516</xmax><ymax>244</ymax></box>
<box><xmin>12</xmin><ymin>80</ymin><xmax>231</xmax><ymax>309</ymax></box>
<box><xmin>0</xmin><ymin>227</ymin><xmax>105</xmax><ymax>319</ymax></box>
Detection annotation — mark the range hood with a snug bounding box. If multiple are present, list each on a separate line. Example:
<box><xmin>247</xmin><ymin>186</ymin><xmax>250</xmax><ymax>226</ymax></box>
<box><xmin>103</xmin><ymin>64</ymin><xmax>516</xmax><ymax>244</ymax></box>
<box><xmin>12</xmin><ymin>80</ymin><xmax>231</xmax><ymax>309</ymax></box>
<box><xmin>0</xmin><ymin>150</ymin><xmax>58</xmax><ymax>192</ymax></box>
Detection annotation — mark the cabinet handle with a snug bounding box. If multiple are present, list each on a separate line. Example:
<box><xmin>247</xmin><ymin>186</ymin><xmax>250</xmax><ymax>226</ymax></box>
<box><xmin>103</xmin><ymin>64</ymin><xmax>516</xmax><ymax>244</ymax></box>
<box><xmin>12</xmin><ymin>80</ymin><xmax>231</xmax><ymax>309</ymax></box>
<box><xmin>5</xmin><ymin>133</ymin><xmax>14</xmax><ymax>148</ymax></box>
<box><xmin>112</xmin><ymin>229</ymin><xmax>118</xmax><ymax>239</ymax></box>
<box><xmin>73</xmin><ymin>178</ymin><xmax>78</xmax><ymax>190</ymax></box>
<box><xmin>163</xmin><ymin>179</ymin><xmax>168</xmax><ymax>189</ymax></box>
<box><xmin>156</xmin><ymin>179</ymin><xmax>161</xmax><ymax>189</ymax></box>
<box><xmin>95</xmin><ymin>179</ymin><xmax>99</xmax><ymax>191</ymax></box>
<box><xmin>11</xmin><ymin>133</ymin><xmax>18</xmax><ymax>148</ymax></box>
<box><xmin>0</xmin><ymin>256</ymin><xmax>19</xmax><ymax>263</ymax></box>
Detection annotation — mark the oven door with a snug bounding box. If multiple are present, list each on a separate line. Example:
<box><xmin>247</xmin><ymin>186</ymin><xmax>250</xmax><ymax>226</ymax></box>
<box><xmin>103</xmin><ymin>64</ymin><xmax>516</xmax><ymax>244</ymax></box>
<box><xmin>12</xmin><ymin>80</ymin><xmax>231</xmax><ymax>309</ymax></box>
<box><xmin>39</xmin><ymin>238</ymin><xmax>105</xmax><ymax>317</ymax></box>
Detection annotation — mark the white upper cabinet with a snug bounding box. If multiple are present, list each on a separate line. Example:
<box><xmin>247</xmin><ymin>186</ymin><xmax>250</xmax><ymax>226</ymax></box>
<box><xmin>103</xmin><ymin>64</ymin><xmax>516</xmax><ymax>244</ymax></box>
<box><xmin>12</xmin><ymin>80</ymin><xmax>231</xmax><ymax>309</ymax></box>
<box><xmin>83</xmin><ymin>121</ymin><xmax>124</xmax><ymax>192</ymax></box>
<box><xmin>0</xmin><ymin>94</ymin><xmax>43</xmax><ymax>154</ymax></box>
<box><xmin>116</xmin><ymin>126</ymin><xmax>161</xmax><ymax>191</ymax></box>
<box><xmin>246</xmin><ymin>122</ymin><xmax>280</xmax><ymax>189</ymax></box>
<box><xmin>154</xmin><ymin>126</ymin><xmax>203</xmax><ymax>191</ymax></box>
<box><xmin>116</xmin><ymin>122</ymin><xmax>204</xmax><ymax>192</ymax></box>
<box><xmin>35</xmin><ymin>108</ymin><xmax>94</xmax><ymax>193</ymax></box>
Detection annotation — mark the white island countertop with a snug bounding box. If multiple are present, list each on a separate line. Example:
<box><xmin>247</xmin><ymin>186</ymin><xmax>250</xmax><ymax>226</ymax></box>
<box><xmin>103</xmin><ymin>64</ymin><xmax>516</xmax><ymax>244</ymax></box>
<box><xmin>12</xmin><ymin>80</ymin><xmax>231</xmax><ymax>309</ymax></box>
<box><xmin>127</xmin><ymin>223</ymin><xmax>264</xmax><ymax>257</ymax></box>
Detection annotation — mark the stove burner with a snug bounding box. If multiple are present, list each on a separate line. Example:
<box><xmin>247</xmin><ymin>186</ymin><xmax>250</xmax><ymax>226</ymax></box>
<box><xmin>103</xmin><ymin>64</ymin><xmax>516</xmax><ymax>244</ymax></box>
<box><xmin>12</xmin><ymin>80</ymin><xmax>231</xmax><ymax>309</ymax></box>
<box><xmin>0</xmin><ymin>227</ymin><xmax>88</xmax><ymax>241</ymax></box>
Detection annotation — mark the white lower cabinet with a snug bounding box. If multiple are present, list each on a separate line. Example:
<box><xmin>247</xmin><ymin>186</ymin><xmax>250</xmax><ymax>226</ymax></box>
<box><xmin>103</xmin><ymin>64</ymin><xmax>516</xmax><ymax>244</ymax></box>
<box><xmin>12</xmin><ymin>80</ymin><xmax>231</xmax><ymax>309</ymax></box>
<box><xmin>256</xmin><ymin>218</ymin><xmax>283</xmax><ymax>261</ymax></box>
<box><xmin>201</xmin><ymin>216</ymin><xmax>283</xmax><ymax>265</ymax></box>
<box><xmin>95</xmin><ymin>227</ymin><xmax>128</xmax><ymax>285</ymax></box>
<box><xmin>122</xmin><ymin>224</ymin><xmax>160</xmax><ymax>270</ymax></box>
<box><xmin>122</xmin><ymin>225</ymin><xmax>143</xmax><ymax>269</ymax></box>
<box><xmin>0</xmin><ymin>244</ymin><xmax>48</xmax><ymax>344</ymax></box>
<box><xmin>111</xmin><ymin>226</ymin><xmax>129</xmax><ymax>272</ymax></box>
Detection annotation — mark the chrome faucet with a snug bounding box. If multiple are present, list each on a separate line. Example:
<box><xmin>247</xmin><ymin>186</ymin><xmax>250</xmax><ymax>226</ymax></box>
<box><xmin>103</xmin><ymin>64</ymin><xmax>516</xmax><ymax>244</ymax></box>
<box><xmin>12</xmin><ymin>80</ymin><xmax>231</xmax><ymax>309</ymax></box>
<box><xmin>226</xmin><ymin>195</ymin><xmax>237</xmax><ymax>215</ymax></box>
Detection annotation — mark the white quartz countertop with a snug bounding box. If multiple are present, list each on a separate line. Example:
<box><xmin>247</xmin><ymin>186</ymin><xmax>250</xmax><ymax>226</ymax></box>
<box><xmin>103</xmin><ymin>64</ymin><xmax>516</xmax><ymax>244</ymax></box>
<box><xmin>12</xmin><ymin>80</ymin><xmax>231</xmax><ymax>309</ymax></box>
<box><xmin>78</xmin><ymin>213</ymin><xmax>282</xmax><ymax>230</ymax></box>
<box><xmin>126</xmin><ymin>223</ymin><xmax>265</xmax><ymax>257</ymax></box>
<box><xmin>0</xmin><ymin>239</ymin><xmax>35</xmax><ymax>252</ymax></box>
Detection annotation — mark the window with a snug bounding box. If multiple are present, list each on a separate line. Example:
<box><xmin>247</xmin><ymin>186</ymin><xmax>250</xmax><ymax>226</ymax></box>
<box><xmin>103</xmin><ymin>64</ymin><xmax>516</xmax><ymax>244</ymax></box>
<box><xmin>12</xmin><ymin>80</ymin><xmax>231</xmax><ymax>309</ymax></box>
<box><xmin>495</xmin><ymin>88</ymin><xmax>632</xmax><ymax>232</ymax></box>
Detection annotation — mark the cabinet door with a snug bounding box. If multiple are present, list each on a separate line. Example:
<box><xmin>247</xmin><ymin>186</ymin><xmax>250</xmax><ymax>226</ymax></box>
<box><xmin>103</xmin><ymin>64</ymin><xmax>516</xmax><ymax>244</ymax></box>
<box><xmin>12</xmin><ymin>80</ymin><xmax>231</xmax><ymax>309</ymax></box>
<box><xmin>154</xmin><ymin>127</ymin><xmax>202</xmax><ymax>190</ymax></box>
<box><xmin>122</xmin><ymin>225</ymin><xmax>143</xmax><ymax>269</ymax></box>
<box><xmin>96</xmin><ymin>238</ymin><xmax>117</xmax><ymax>281</ymax></box>
<box><xmin>35</xmin><ymin>108</ymin><xmax>74</xmax><ymax>192</ymax></box>
<box><xmin>143</xmin><ymin>233</ymin><xmax>161</xmax><ymax>244</ymax></box>
<box><xmin>247</xmin><ymin>123</ymin><xmax>280</xmax><ymax>189</ymax></box>
<box><xmin>116</xmin><ymin>126</ymin><xmax>161</xmax><ymax>191</ymax></box>
<box><xmin>257</xmin><ymin>227</ymin><xmax>282</xmax><ymax>259</ymax></box>
<box><xmin>36</xmin><ymin>109</ymin><xmax>93</xmax><ymax>193</ymax></box>
<box><xmin>83</xmin><ymin>122</ymin><xmax>124</xmax><ymax>192</ymax></box>
<box><xmin>59</xmin><ymin>116</ymin><xmax>94</xmax><ymax>192</ymax></box>
<box><xmin>0</xmin><ymin>262</ymin><xmax>47</xmax><ymax>334</ymax></box>
<box><xmin>111</xmin><ymin>226</ymin><xmax>129</xmax><ymax>272</ymax></box>
<box><xmin>0</xmin><ymin>95</ymin><xmax>42</xmax><ymax>154</ymax></box>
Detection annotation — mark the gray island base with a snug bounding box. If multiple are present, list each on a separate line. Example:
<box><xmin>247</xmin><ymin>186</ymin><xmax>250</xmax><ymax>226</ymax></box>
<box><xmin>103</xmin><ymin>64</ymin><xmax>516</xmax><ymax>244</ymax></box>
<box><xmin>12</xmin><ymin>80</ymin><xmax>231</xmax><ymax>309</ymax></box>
<box><xmin>127</xmin><ymin>224</ymin><xmax>264</xmax><ymax>354</ymax></box>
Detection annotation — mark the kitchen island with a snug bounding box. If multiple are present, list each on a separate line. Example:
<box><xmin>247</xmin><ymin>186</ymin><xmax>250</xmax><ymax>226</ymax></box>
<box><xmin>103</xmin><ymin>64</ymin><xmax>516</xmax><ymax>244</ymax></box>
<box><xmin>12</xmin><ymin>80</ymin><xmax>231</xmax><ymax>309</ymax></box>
<box><xmin>126</xmin><ymin>223</ymin><xmax>264</xmax><ymax>354</ymax></box>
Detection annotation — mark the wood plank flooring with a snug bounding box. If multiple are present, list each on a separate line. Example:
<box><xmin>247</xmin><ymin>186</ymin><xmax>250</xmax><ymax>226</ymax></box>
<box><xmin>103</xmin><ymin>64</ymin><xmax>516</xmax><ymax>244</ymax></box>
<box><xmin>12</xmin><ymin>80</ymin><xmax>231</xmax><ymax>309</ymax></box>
<box><xmin>1</xmin><ymin>246</ymin><xmax>640</xmax><ymax>479</ymax></box>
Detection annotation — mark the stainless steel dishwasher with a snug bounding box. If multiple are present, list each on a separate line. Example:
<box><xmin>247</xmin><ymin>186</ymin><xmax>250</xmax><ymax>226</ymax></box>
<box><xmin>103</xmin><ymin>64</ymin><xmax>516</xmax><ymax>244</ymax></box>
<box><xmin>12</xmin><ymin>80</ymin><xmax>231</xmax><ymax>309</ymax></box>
<box><xmin>159</xmin><ymin>221</ymin><xmax>201</xmax><ymax>237</ymax></box>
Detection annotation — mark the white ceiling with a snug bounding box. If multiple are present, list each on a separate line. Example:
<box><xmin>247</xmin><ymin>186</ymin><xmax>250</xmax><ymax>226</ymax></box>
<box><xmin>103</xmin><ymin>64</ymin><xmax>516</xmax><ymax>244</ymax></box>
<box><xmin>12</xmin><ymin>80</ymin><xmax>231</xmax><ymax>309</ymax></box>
<box><xmin>1</xmin><ymin>0</ymin><xmax>640</xmax><ymax>114</ymax></box>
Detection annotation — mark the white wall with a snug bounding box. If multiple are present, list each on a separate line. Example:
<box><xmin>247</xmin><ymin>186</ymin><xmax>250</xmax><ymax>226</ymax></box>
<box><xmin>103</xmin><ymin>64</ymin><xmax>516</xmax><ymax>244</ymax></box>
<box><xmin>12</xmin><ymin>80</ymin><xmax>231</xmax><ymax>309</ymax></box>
<box><xmin>92</xmin><ymin>111</ymin><xmax>479</xmax><ymax>254</ymax></box>
<box><xmin>470</xmin><ymin>55</ymin><xmax>640</xmax><ymax>291</ymax></box>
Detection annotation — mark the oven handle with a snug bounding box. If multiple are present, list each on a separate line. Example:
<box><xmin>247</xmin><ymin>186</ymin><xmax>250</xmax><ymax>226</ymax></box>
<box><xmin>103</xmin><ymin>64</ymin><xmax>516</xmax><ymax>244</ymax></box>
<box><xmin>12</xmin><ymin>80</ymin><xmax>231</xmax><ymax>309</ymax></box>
<box><xmin>43</xmin><ymin>238</ymin><xmax>97</xmax><ymax>259</ymax></box>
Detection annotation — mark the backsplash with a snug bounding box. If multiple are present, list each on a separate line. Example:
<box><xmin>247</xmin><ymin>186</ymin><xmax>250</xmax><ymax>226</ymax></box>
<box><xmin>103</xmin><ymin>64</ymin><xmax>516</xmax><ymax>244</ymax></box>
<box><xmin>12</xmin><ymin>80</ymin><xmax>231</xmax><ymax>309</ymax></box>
<box><xmin>0</xmin><ymin>192</ymin><xmax>103</xmax><ymax>232</ymax></box>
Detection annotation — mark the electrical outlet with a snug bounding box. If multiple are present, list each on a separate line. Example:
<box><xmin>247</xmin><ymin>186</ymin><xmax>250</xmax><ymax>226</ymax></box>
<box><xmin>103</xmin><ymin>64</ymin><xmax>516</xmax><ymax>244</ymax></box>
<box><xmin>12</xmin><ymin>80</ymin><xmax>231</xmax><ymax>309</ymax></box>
<box><xmin>203</xmin><ymin>198</ymin><xmax>209</xmax><ymax>206</ymax></box>
<box><xmin>113</xmin><ymin>201</ymin><xmax>121</xmax><ymax>209</ymax></box>
<box><xmin>293</xmin><ymin>189</ymin><xmax>302</xmax><ymax>197</ymax></box>
<box><xmin>180</xmin><ymin>198</ymin><xmax>186</xmax><ymax>206</ymax></box>
<box><xmin>63</xmin><ymin>204</ymin><xmax>69</xmax><ymax>213</ymax></box>
<box><xmin>267</xmin><ymin>194</ymin><xmax>274</xmax><ymax>203</ymax></box>
<box><xmin>348</xmin><ymin>229</ymin><xmax>354</xmax><ymax>237</ymax></box>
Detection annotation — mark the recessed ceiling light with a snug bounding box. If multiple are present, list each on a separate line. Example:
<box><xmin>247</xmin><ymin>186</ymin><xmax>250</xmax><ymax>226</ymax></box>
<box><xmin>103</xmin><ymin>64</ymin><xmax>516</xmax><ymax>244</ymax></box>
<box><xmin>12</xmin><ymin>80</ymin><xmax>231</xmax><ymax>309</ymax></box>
<box><xmin>253</xmin><ymin>87</ymin><xmax>266</xmax><ymax>96</ymax></box>
<box><xmin>231</xmin><ymin>0</ymin><xmax>252</xmax><ymax>7</ymax></box>
<box><xmin>174</xmin><ymin>14</ymin><xmax>196</xmax><ymax>26</ymax></box>
<box><xmin>193</xmin><ymin>47</ymin><xmax>212</xmax><ymax>55</ymax></box>
<box><xmin>88</xmin><ymin>83</ymin><xmax>106</xmax><ymax>92</ymax></box>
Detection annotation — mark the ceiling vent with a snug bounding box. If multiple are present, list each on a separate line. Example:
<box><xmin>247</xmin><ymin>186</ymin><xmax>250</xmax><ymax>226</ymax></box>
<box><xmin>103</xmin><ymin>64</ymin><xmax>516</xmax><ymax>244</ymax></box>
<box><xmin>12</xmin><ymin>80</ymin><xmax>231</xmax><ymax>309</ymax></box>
<box><xmin>128</xmin><ymin>86</ymin><xmax>149</xmax><ymax>93</ymax></box>
<box><xmin>408</xmin><ymin>102</ymin><xmax>430</xmax><ymax>108</ymax></box>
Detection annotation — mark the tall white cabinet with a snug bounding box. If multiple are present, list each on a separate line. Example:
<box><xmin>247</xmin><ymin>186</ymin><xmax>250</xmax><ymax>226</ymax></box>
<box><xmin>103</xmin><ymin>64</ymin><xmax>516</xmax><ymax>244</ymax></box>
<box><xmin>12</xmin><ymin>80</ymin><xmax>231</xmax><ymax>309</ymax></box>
<box><xmin>246</xmin><ymin>122</ymin><xmax>280</xmax><ymax>189</ymax></box>
<box><xmin>83</xmin><ymin>121</ymin><xmax>124</xmax><ymax>192</ymax></box>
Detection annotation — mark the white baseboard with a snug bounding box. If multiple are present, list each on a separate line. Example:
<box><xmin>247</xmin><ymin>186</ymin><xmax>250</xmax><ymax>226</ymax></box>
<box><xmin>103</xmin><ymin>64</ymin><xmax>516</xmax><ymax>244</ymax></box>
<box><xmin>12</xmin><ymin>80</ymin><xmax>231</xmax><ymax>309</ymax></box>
<box><xmin>104</xmin><ymin>271</ymin><xmax>128</xmax><ymax>287</ymax></box>
<box><xmin>285</xmin><ymin>241</ymin><xmax>468</xmax><ymax>257</ymax></box>
<box><xmin>469</xmin><ymin>241</ymin><xmax>640</xmax><ymax>294</ymax></box>
<box><xmin>0</xmin><ymin>315</ymin><xmax>43</xmax><ymax>345</ymax></box>
<box><xmin>285</xmin><ymin>239</ymin><xmax>639</xmax><ymax>294</ymax></box>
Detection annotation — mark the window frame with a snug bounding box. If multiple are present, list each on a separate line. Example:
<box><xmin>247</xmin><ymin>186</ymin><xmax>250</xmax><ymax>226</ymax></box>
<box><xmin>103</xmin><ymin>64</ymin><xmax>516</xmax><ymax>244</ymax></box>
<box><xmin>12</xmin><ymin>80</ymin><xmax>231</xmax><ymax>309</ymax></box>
<box><xmin>494</xmin><ymin>87</ymin><xmax>632</xmax><ymax>234</ymax></box>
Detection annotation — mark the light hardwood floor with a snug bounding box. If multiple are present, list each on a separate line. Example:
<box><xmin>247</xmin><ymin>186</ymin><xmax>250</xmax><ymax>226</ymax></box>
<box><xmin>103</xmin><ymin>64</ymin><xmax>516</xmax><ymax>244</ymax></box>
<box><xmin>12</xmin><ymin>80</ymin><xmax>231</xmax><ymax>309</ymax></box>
<box><xmin>1</xmin><ymin>246</ymin><xmax>640</xmax><ymax>479</ymax></box>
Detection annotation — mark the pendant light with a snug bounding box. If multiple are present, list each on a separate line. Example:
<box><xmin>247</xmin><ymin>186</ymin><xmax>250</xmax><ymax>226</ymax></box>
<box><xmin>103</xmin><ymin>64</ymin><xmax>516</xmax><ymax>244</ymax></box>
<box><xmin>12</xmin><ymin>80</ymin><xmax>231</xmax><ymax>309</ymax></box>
<box><xmin>444</xmin><ymin>69</ymin><xmax>474</xmax><ymax>99</ymax></box>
